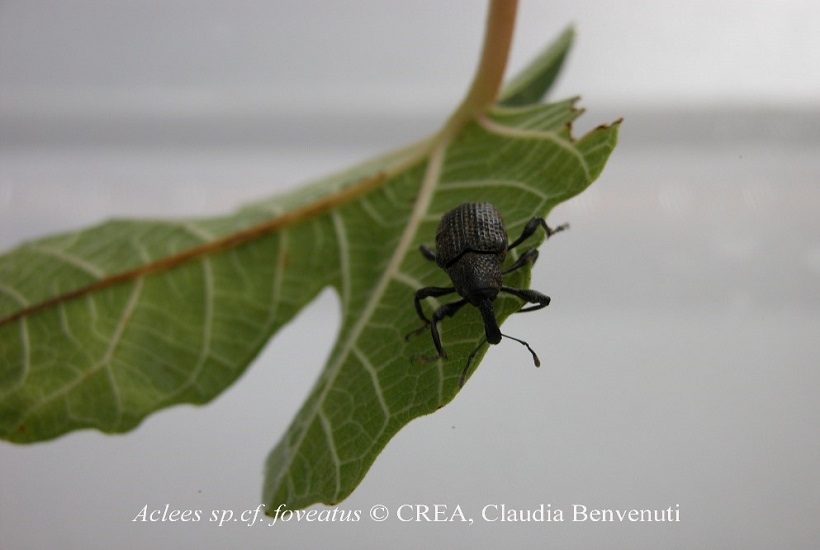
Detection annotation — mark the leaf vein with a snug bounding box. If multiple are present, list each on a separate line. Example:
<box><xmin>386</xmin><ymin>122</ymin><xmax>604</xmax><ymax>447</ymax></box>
<box><xmin>331</xmin><ymin>211</ymin><xmax>351</xmax><ymax>309</ymax></box>
<box><xmin>391</xmin><ymin>271</ymin><xmax>425</xmax><ymax>291</ymax></box>
<box><xmin>173</xmin><ymin>256</ymin><xmax>215</xmax><ymax>398</ymax></box>
<box><xmin>318</xmin><ymin>408</ymin><xmax>342</xmax><ymax>501</ymax></box>
<box><xmin>439</xmin><ymin>178</ymin><xmax>548</xmax><ymax>200</ymax></box>
<box><xmin>28</xmin><ymin>244</ymin><xmax>106</xmax><ymax>279</ymax></box>
<box><xmin>477</xmin><ymin>114</ymin><xmax>591</xmax><ymax>180</ymax></box>
<box><xmin>353</xmin><ymin>345</ymin><xmax>390</xmax><ymax>421</ymax></box>
<box><xmin>17</xmin><ymin>278</ymin><xmax>143</xmax><ymax>428</ymax></box>
<box><xmin>0</xmin><ymin>282</ymin><xmax>30</xmax><ymax>307</ymax></box>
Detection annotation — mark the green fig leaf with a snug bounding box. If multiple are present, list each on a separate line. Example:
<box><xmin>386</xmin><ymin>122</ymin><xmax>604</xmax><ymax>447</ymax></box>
<box><xmin>0</xmin><ymin>26</ymin><xmax>619</xmax><ymax>509</ymax></box>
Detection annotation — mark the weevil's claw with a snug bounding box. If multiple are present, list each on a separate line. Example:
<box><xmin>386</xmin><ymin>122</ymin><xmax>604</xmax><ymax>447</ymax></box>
<box><xmin>410</xmin><ymin>352</ymin><xmax>445</xmax><ymax>366</ymax></box>
<box><xmin>546</xmin><ymin>222</ymin><xmax>569</xmax><ymax>238</ymax></box>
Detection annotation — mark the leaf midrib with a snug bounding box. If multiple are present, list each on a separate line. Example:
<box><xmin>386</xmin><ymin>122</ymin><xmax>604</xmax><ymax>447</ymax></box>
<box><xmin>269</xmin><ymin>137</ymin><xmax>449</xmax><ymax>503</ymax></box>
<box><xmin>0</xmin><ymin>143</ymin><xmax>432</xmax><ymax>329</ymax></box>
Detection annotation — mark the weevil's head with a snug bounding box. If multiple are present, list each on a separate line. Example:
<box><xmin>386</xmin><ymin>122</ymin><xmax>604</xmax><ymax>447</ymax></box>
<box><xmin>447</xmin><ymin>252</ymin><xmax>503</xmax><ymax>304</ymax></box>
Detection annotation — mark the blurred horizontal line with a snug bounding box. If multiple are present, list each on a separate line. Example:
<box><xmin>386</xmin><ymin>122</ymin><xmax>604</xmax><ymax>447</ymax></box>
<box><xmin>2</xmin><ymin>105</ymin><xmax>819</xmax><ymax>150</ymax></box>
<box><xmin>0</xmin><ymin>111</ymin><xmax>441</xmax><ymax>150</ymax></box>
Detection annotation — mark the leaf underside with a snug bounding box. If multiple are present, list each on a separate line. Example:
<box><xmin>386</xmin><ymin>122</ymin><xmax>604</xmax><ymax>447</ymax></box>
<box><xmin>0</xmin><ymin>28</ymin><xmax>619</xmax><ymax>510</ymax></box>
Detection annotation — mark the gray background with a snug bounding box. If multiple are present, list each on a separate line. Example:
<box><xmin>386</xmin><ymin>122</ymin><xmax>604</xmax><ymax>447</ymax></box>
<box><xmin>1</xmin><ymin>1</ymin><xmax>819</xmax><ymax>548</ymax></box>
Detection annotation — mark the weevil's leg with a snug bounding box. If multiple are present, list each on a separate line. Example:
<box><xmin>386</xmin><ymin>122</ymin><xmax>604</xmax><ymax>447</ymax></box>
<box><xmin>411</xmin><ymin>286</ymin><xmax>454</xmax><ymax>324</ymax></box>
<box><xmin>419</xmin><ymin>244</ymin><xmax>437</xmax><ymax>262</ymax></box>
<box><xmin>508</xmin><ymin>217</ymin><xmax>569</xmax><ymax>250</ymax></box>
<box><xmin>502</xmin><ymin>248</ymin><xmax>539</xmax><ymax>275</ymax></box>
<box><xmin>460</xmin><ymin>337</ymin><xmax>488</xmax><ymax>388</ymax></box>
<box><xmin>406</xmin><ymin>286</ymin><xmax>455</xmax><ymax>340</ymax></box>
<box><xmin>428</xmin><ymin>299</ymin><xmax>468</xmax><ymax>358</ymax></box>
<box><xmin>500</xmin><ymin>286</ymin><xmax>551</xmax><ymax>312</ymax></box>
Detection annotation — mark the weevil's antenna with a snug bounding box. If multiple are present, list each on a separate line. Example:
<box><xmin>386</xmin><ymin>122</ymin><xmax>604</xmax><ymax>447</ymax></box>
<box><xmin>501</xmin><ymin>332</ymin><xmax>541</xmax><ymax>367</ymax></box>
<box><xmin>458</xmin><ymin>332</ymin><xmax>541</xmax><ymax>387</ymax></box>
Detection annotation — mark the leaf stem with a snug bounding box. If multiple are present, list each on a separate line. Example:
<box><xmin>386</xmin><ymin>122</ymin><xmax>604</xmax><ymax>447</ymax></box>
<box><xmin>440</xmin><ymin>0</ymin><xmax>518</xmax><ymax>139</ymax></box>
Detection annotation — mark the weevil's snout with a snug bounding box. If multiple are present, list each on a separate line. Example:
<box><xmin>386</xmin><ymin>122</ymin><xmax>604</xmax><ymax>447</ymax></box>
<box><xmin>476</xmin><ymin>297</ymin><xmax>502</xmax><ymax>345</ymax></box>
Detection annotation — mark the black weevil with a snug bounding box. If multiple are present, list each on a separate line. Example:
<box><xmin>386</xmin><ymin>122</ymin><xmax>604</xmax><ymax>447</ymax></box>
<box><xmin>410</xmin><ymin>202</ymin><xmax>567</xmax><ymax>387</ymax></box>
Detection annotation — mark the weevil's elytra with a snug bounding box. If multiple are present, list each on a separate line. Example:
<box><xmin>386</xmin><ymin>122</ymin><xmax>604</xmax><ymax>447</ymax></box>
<box><xmin>409</xmin><ymin>202</ymin><xmax>567</xmax><ymax>387</ymax></box>
<box><xmin>434</xmin><ymin>204</ymin><xmax>507</xmax><ymax>268</ymax></box>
